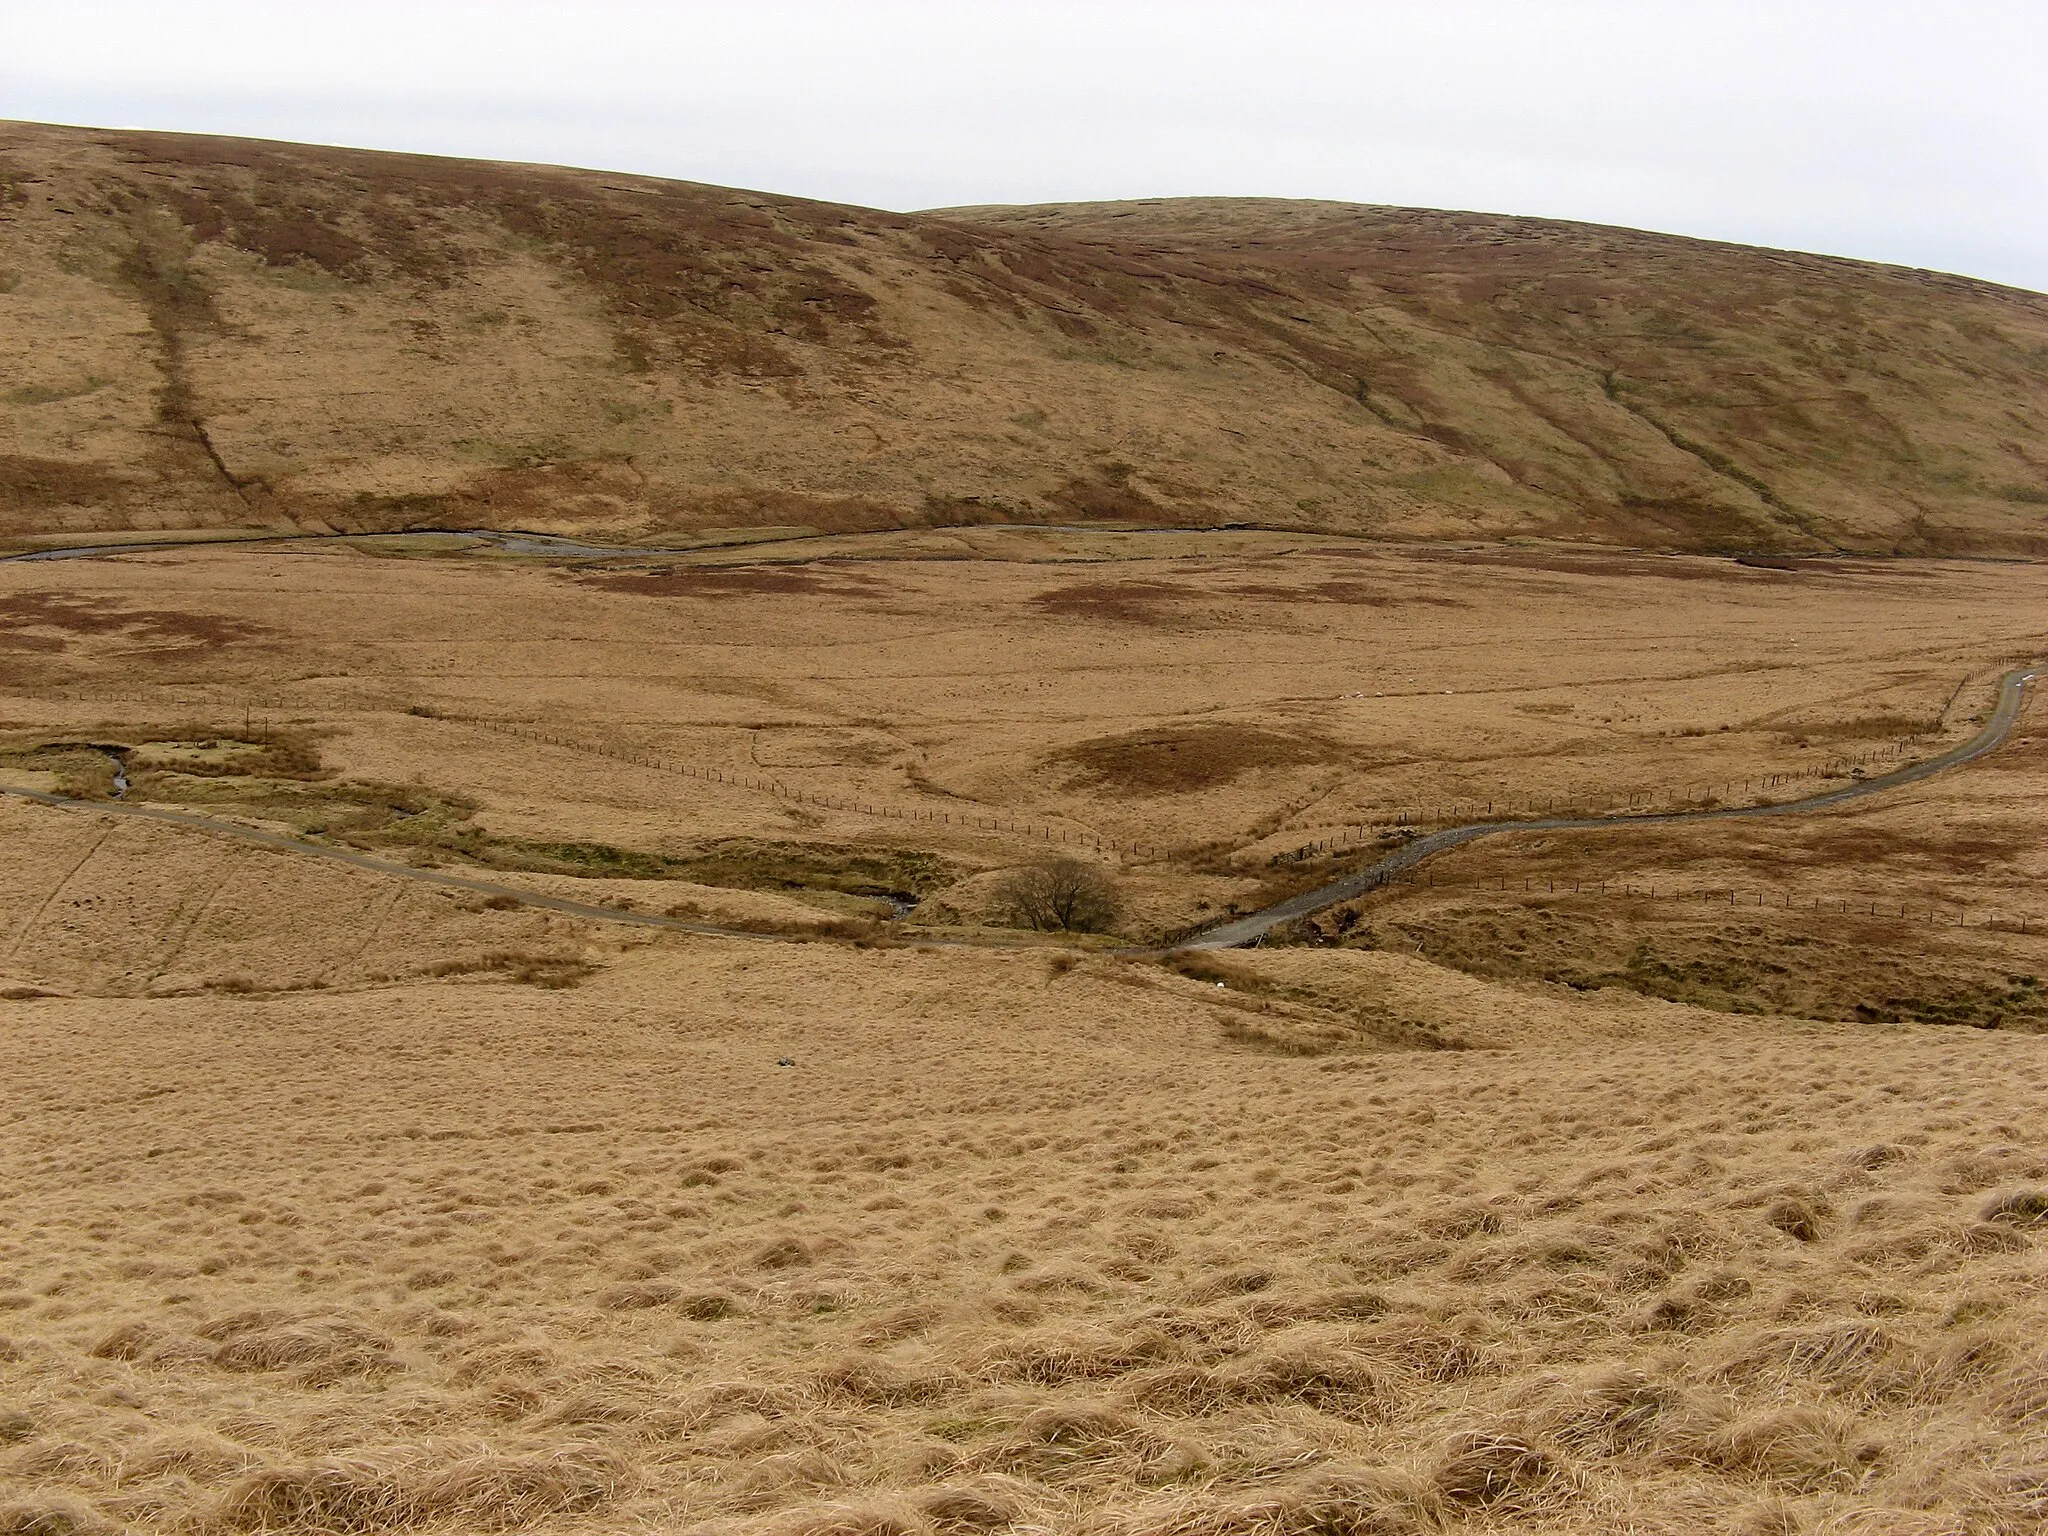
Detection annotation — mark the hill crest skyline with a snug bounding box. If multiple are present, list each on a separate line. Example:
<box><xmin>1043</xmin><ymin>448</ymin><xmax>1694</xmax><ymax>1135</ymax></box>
<box><xmin>3</xmin><ymin>120</ymin><xmax>2045</xmax><ymax>556</ymax></box>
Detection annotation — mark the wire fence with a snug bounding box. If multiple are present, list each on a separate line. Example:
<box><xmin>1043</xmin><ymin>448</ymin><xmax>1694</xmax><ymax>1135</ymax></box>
<box><xmin>42</xmin><ymin>690</ymin><xmax>1162</xmax><ymax>857</ymax></box>
<box><xmin>457</xmin><ymin>717</ymin><xmax>1160</xmax><ymax>858</ymax></box>
<box><xmin>35</xmin><ymin>687</ymin><xmax>1989</xmax><ymax>875</ymax></box>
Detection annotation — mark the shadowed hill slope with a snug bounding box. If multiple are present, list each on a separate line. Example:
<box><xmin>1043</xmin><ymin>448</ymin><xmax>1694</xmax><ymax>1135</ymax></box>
<box><xmin>3</xmin><ymin>121</ymin><xmax>2045</xmax><ymax>553</ymax></box>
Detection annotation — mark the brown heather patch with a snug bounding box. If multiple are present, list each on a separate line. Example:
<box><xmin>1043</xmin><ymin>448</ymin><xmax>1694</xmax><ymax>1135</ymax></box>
<box><xmin>1031</xmin><ymin>580</ymin><xmax>1190</xmax><ymax>624</ymax></box>
<box><xmin>0</xmin><ymin>593</ymin><xmax>264</xmax><ymax>654</ymax></box>
<box><xmin>1053</xmin><ymin>724</ymin><xmax>1335</xmax><ymax>796</ymax></box>
<box><xmin>0</xmin><ymin>455</ymin><xmax>137</xmax><ymax>518</ymax></box>
<box><xmin>1225</xmin><ymin>577</ymin><xmax>1467</xmax><ymax>608</ymax></box>
<box><xmin>159</xmin><ymin>182</ymin><xmax>371</xmax><ymax>278</ymax></box>
<box><xmin>1785</xmin><ymin>823</ymin><xmax>2021</xmax><ymax>875</ymax></box>
<box><xmin>1034</xmin><ymin>575</ymin><xmax>1468</xmax><ymax>621</ymax></box>
<box><xmin>657</xmin><ymin>489</ymin><xmax>914</xmax><ymax>537</ymax></box>
<box><xmin>1048</xmin><ymin>473</ymin><xmax>1176</xmax><ymax>524</ymax></box>
<box><xmin>5</xmin><ymin>123</ymin><xmax>2046</xmax><ymax>550</ymax></box>
<box><xmin>582</xmin><ymin>564</ymin><xmax>884</xmax><ymax>600</ymax></box>
<box><xmin>98</xmin><ymin>128</ymin><xmax>893</xmax><ymax>359</ymax></box>
<box><xmin>1313</xmin><ymin>899</ymin><xmax>2048</xmax><ymax>1029</ymax></box>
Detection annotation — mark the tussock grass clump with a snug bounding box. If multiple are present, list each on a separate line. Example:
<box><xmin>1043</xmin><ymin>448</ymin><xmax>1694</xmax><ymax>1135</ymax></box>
<box><xmin>1417</xmin><ymin>1202</ymin><xmax>1506</xmax><ymax>1241</ymax></box>
<box><xmin>1132</xmin><ymin>1332</ymin><xmax>1401</xmax><ymax>1419</ymax></box>
<box><xmin>120</xmin><ymin>1431</ymin><xmax>266</xmax><ymax>1483</ymax></box>
<box><xmin>728</xmin><ymin>1448</ymin><xmax>854</xmax><ymax>1512</ymax></box>
<box><xmin>1980</xmin><ymin>1349</ymin><xmax>2048</xmax><ymax>1428</ymax></box>
<box><xmin>1107</xmin><ymin>1465</ymin><xmax>1437</xmax><ymax>1536</ymax></box>
<box><xmin>808</xmin><ymin>1357</ymin><xmax>965</xmax><ymax>1408</ymax></box>
<box><xmin>449</xmin><ymin>1342</ymin><xmax>560</xmax><ymax>1387</ymax></box>
<box><xmin>0</xmin><ymin>1494</ymin><xmax>122</xmax><ymax>1536</ymax></box>
<box><xmin>1213</xmin><ymin>1013</ymin><xmax>1349</xmax><ymax>1056</ymax></box>
<box><xmin>1515</xmin><ymin>1363</ymin><xmax>1702</xmax><ymax>1457</ymax></box>
<box><xmin>1761</xmin><ymin>1193</ymin><xmax>1831</xmax><ymax>1242</ymax></box>
<box><xmin>1429</xmin><ymin>1427</ymin><xmax>1571</xmax><ymax>1509</ymax></box>
<box><xmin>210</xmin><ymin>1442</ymin><xmax>630</xmax><ymax>1532</ymax></box>
<box><xmin>1717</xmin><ymin>1320</ymin><xmax>1917</xmax><ymax>1403</ymax></box>
<box><xmin>197</xmin><ymin>1312</ymin><xmax>400</xmax><ymax>1384</ymax></box>
<box><xmin>531</xmin><ymin>1389</ymin><xmax>649</xmax><ymax>1429</ymax></box>
<box><xmin>674</xmin><ymin>1380</ymin><xmax>806</xmax><ymax>1431</ymax></box>
<box><xmin>857</xmin><ymin>1305</ymin><xmax>944</xmax><ymax>1345</ymax></box>
<box><xmin>421</xmin><ymin>950</ymin><xmax>595</xmax><ymax>989</ymax></box>
<box><xmin>1346</xmin><ymin>1316</ymin><xmax>1496</xmax><ymax>1383</ymax></box>
<box><xmin>975</xmin><ymin>1325</ymin><xmax>1183</xmax><ymax>1390</ymax></box>
<box><xmin>1979</xmin><ymin>1186</ymin><xmax>2048</xmax><ymax>1226</ymax></box>
<box><xmin>913</xmin><ymin>1479</ymin><xmax>1029</xmax><ymax>1533</ymax></box>
<box><xmin>1691</xmin><ymin>1406</ymin><xmax>1882</xmax><ymax>1492</ymax></box>
<box><xmin>1240</xmin><ymin>1288</ymin><xmax>1389</xmax><ymax>1328</ymax></box>
<box><xmin>766</xmin><ymin>1500</ymin><xmax>926</xmax><ymax>1536</ymax></box>
<box><xmin>1009</xmin><ymin>1260</ymin><xmax>1112</xmax><ymax>1296</ymax></box>
<box><xmin>3</xmin><ymin>1440</ymin><xmax>116</xmax><ymax>1484</ymax></box>
<box><xmin>977</xmin><ymin>1401</ymin><xmax>1200</xmax><ymax>1487</ymax></box>
<box><xmin>676</xmin><ymin>1290</ymin><xmax>743</xmax><ymax>1322</ymax></box>
<box><xmin>597</xmin><ymin>1281</ymin><xmax>681</xmax><ymax>1311</ymax></box>
<box><xmin>1183</xmin><ymin>1267</ymin><xmax>1273</xmax><ymax>1304</ymax></box>
<box><xmin>87</xmin><ymin>1318</ymin><xmax>178</xmax><ymax>1362</ymax></box>
<box><xmin>752</xmin><ymin>1235</ymin><xmax>816</xmax><ymax>1270</ymax></box>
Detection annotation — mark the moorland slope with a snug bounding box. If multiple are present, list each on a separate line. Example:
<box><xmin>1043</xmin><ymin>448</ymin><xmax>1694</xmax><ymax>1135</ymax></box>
<box><xmin>3</xmin><ymin>121</ymin><xmax>2046</xmax><ymax>554</ymax></box>
<box><xmin>6</xmin><ymin>817</ymin><xmax>2048</xmax><ymax>1536</ymax></box>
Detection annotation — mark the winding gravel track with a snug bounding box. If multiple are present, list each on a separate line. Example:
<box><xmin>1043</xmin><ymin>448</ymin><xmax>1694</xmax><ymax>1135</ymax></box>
<box><xmin>3</xmin><ymin>528</ymin><xmax>2034</xmax><ymax>955</ymax></box>
<box><xmin>1179</xmin><ymin>661</ymin><xmax>2041</xmax><ymax>950</ymax></box>
<box><xmin>3</xmin><ymin>662</ymin><xmax>2032</xmax><ymax>958</ymax></box>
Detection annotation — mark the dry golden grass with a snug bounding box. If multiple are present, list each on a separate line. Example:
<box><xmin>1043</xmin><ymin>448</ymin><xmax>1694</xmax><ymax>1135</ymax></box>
<box><xmin>4</xmin><ymin>123</ymin><xmax>2047</xmax><ymax>556</ymax></box>
<box><xmin>3</xmin><ymin>532</ymin><xmax>2047</xmax><ymax>1532</ymax></box>
<box><xmin>1281</xmin><ymin>709</ymin><xmax>2048</xmax><ymax>1028</ymax></box>
<box><xmin>5</xmin><ymin>918</ymin><xmax>2048</xmax><ymax>1534</ymax></box>
<box><xmin>4</xmin><ymin>533</ymin><xmax>2044</xmax><ymax>910</ymax></box>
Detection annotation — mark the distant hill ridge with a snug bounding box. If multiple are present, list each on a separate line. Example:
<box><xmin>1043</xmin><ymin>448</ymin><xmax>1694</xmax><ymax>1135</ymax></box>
<box><xmin>3</xmin><ymin>121</ymin><xmax>2045</xmax><ymax>554</ymax></box>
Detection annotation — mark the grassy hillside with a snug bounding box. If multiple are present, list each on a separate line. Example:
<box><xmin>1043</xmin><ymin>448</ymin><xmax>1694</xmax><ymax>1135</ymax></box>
<box><xmin>2</xmin><ymin>121</ymin><xmax>2045</xmax><ymax>554</ymax></box>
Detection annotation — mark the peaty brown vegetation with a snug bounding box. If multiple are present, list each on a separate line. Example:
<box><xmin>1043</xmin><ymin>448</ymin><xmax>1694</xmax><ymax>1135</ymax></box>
<box><xmin>1</xmin><ymin>494</ymin><xmax>2046</xmax><ymax>1531</ymax></box>
<box><xmin>1</xmin><ymin>122</ymin><xmax>2046</xmax><ymax>554</ymax></box>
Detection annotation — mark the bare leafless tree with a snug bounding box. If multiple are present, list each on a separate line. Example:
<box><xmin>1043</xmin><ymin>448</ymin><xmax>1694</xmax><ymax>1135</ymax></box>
<box><xmin>992</xmin><ymin>856</ymin><xmax>1123</xmax><ymax>933</ymax></box>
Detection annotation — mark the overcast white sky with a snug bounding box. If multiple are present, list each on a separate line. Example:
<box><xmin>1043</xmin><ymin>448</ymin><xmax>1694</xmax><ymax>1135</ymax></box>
<box><xmin>5</xmin><ymin>1</ymin><xmax>2044</xmax><ymax>291</ymax></box>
